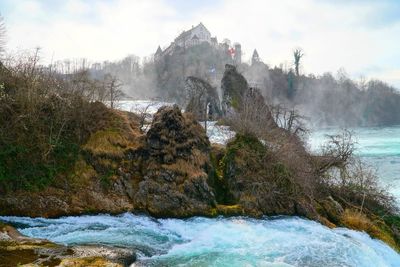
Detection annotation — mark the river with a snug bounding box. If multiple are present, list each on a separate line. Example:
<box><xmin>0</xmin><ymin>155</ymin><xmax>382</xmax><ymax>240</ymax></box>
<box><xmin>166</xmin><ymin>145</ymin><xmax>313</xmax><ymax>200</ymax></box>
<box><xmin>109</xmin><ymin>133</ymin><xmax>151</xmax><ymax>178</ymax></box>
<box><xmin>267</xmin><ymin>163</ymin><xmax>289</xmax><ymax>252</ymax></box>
<box><xmin>1</xmin><ymin>213</ymin><xmax>399</xmax><ymax>266</ymax></box>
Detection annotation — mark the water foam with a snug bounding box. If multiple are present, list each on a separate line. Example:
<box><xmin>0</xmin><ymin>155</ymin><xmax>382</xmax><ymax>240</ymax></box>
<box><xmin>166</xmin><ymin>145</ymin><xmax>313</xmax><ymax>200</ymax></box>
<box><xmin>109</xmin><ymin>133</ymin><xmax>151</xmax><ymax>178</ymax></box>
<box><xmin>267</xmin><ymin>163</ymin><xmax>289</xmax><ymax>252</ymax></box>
<box><xmin>1</xmin><ymin>213</ymin><xmax>399</xmax><ymax>266</ymax></box>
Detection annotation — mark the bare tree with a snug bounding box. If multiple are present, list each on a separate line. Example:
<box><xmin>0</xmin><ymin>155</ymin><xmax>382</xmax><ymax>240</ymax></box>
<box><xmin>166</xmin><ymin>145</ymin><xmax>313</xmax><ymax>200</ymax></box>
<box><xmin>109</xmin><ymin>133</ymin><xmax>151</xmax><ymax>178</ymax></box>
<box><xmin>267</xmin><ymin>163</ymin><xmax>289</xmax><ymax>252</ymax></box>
<box><xmin>69</xmin><ymin>70</ymin><xmax>98</xmax><ymax>101</ymax></box>
<box><xmin>317</xmin><ymin>130</ymin><xmax>395</xmax><ymax>213</ymax></box>
<box><xmin>317</xmin><ymin>129</ymin><xmax>356</xmax><ymax>179</ymax></box>
<box><xmin>270</xmin><ymin>104</ymin><xmax>308</xmax><ymax>136</ymax></box>
<box><xmin>293</xmin><ymin>48</ymin><xmax>304</xmax><ymax>76</ymax></box>
<box><xmin>136</xmin><ymin>102</ymin><xmax>158</xmax><ymax>133</ymax></box>
<box><xmin>103</xmin><ymin>74</ymin><xmax>124</xmax><ymax>109</ymax></box>
<box><xmin>0</xmin><ymin>49</ymin><xmax>133</xmax><ymax>191</ymax></box>
<box><xmin>229</xmin><ymin>88</ymin><xmax>276</xmax><ymax>137</ymax></box>
<box><xmin>322</xmin><ymin>130</ymin><xmax>355</xmax><ymax>166</ymax></box>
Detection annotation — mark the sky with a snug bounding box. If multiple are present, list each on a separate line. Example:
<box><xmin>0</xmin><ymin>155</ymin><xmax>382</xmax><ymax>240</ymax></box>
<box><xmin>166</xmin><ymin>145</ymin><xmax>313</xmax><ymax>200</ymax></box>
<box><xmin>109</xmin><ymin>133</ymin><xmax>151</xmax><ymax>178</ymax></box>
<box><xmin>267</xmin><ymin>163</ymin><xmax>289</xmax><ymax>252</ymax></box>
<box><xmin>1</xmin><ymin>0</ymin><xmax>400</xmax><ymax>88</ymax></box>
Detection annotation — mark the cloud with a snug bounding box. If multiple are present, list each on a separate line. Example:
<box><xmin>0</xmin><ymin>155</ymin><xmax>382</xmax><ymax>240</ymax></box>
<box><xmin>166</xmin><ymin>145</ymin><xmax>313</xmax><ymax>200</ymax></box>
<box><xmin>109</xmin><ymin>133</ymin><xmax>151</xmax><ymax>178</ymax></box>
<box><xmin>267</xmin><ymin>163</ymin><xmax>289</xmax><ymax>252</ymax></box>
<box><xmin>2</xmin><ymin>0</ymin><xmax>400</xmax><ymax>88</ymax></box>
<box><xmin>5</xmin><ymin>0</ymin><xmax>181</xmax><ymax>62</ymax></box>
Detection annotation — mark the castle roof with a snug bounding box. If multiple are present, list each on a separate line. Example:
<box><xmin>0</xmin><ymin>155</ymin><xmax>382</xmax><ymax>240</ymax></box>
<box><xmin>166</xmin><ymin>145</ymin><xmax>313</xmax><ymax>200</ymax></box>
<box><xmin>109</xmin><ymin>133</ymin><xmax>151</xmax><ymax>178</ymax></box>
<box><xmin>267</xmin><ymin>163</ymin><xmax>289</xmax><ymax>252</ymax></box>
<box><xmin>176</xmin><ymin>30</ymin><xmax>191</xmax><ymax>41</ymax></box>
<box><xmin>175</xmin><ymin>22</ymin><xmax>210</xmax><ymax>42</ymax></box>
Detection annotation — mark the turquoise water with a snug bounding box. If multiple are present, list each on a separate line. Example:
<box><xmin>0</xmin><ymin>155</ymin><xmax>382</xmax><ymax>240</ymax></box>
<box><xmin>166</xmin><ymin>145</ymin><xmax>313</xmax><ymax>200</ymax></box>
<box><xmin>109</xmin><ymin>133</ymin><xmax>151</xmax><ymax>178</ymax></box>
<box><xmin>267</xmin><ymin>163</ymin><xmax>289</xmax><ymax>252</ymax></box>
<box><xmin>1</xmin><ymin>213</ymin><xmax>399</xmax><ymax>266</ymax></box>
<box><xmin>309</xmin><ymin>126</ymin><xmax>400</xmax><ymax>201</ymax></box>
<box><xmin>1</xmin><ymin>126</ymin><xmax>399</xmax><ymax>266</ymax></box>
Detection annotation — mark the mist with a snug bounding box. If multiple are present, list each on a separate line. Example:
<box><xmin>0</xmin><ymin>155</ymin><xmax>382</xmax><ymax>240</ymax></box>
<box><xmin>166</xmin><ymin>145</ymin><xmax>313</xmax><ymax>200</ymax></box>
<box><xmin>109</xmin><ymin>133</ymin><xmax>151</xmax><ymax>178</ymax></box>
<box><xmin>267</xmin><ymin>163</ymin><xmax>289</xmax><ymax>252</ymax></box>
<box><xmin>37</xmin><ymin>20</ymin><xmax>400</xmax><ymax>128</ymax></box>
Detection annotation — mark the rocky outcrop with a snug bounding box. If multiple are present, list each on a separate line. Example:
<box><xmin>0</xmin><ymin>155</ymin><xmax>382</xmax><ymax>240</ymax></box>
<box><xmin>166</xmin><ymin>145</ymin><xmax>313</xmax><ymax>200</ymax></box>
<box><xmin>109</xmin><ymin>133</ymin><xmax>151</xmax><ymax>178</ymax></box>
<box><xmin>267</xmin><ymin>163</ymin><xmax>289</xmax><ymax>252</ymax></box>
<box><xmin>0</xmin><ymin>110</ymin><xmax>140</xmax><ymax>218</ymax></box>
<box><xmin>0</xmin><ymin>106</ymin><xmax>218</xmax><ymax>218</ymax></box>
<box><xmin>134</xmin><ymin>105</ymin><xmax>216</xmax><ymax>217</ymax></box>
<box><xmin>216</xmin><ymin>133</ymin><xmax>318</xmax><ymax>218</ymax></box>
<box><xmin>185</xmin><ymin>76</ymin><xmax>222</xmax><ymax>120</ymax></box>
<box><xmin>221</xmin><ymin>64</ymin><xmax>248</xmax><ymax>113</ymax></box>
<box><xmin>0</xmin><ymin>187</ymin><xmax>134</xmax><ymax>218</ymax></box>
<box><xmin>0</xmin><ymin>223</ymin><xmax>136</xmax><ymax>267</ymax></box>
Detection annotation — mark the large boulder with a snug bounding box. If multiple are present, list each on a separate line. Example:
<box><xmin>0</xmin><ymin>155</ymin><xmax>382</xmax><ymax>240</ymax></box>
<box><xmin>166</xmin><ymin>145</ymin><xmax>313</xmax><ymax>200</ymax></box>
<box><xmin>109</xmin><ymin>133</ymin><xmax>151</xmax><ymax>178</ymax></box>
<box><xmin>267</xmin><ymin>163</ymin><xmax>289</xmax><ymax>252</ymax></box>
<box><xmin>134</xmin><ymin>105</ymin><xmax>216</xmax><ymax>217</ymax></box>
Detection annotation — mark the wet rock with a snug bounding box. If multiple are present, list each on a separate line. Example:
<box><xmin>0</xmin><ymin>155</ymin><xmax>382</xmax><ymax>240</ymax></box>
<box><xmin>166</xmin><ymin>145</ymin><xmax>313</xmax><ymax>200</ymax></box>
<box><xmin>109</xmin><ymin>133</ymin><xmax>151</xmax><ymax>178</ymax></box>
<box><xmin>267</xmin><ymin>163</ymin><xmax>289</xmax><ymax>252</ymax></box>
<box><xmin>72</xmin><ymin>246</ymin><xmax>136</xmax><ymax>266</ymax></box>
<box><xmin>135</xmin><ymin>105</ymin><xmax>216</xmax><ymax>217</ymax></box>
<box><xmin>0</xmin><ymin>224</ymin><xmax>135</xmax><ymax>267</ymax></box>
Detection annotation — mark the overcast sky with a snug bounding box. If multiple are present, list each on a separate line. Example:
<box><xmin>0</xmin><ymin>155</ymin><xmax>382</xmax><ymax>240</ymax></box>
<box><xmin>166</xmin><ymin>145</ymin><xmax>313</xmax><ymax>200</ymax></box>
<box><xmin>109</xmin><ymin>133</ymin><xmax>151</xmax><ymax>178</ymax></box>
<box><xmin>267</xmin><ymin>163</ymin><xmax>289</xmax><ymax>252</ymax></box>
<box><xmin>1</xmin><ymin>0</ymin><xmax>400</xmax><ymax>88</ymax></box>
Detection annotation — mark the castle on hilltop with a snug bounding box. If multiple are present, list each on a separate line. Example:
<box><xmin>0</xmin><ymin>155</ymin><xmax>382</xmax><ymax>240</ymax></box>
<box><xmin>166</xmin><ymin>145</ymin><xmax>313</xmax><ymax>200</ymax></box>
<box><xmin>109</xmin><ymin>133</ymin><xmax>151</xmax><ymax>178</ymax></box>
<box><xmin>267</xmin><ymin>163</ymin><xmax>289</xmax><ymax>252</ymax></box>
<box><xmin>155</xmin><ymin>23</ymin><xmax>242</xmax><ymax>64</ymax></box>
<box><xmin>175</xmin><ymin>22</ymin><xmax>212</xmax><ymax>48</ymax></box>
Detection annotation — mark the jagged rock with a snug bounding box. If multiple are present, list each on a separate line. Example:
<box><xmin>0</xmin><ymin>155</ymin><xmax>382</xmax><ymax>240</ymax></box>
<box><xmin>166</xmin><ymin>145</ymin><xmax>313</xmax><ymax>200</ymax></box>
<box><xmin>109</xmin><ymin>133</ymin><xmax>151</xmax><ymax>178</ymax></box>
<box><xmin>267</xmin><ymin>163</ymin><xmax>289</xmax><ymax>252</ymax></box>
<box><xmin>185</xmin><ymin>76</ymin><xmax>222</xmax><ymax>120</ymax></box>
<box><xmin>135</xmin><ymin>105</ymin><xmax>216</xmax><ymax>217</ymax></box>
<box><xmin>221</xmin><ymin>64</ymin><xmax>248</xmax><ymax>113</ymax></box>
<box><xmin>145</xmin><ymin>105</ymin><xmax>210</xmax><ymax>161</ymax></box>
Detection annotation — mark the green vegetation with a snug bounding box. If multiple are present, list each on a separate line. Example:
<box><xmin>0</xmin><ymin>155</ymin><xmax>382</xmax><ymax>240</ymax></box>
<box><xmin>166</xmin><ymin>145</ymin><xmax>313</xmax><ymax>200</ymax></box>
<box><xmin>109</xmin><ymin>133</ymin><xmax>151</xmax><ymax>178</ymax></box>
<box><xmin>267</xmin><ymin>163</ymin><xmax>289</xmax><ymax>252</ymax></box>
<box><xmin>0</xmin><ymin>140</ymin><xmax>79</xmax><ymax>191</ymax></box>
<box><xmin>221</xmin><ymin>133</ymin><xmax>266</xmax><ymax>175</ymax></box>
<box><xmin>221</xmin><ymin>64</ymin><xmax>248</xmax><ymax>111</ymax></box>
<box><xmin>0</xmin><ymin>53</ymin><xmax>119</xmax><ymax>192</ymax></box>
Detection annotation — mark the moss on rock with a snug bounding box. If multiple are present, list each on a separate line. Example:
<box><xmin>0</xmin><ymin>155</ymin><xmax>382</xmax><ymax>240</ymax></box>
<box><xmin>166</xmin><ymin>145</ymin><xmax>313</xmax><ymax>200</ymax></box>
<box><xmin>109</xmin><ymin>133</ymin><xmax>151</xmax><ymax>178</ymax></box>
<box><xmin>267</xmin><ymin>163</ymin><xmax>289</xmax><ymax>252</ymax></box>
<box><xmin>134</xmin><ymin>105</ymin><xmax>217</xmax><ymax>217</ymax></box>
<box><xmin>340</xmin><ymin>209</ymin><xmax>399</xmax><ymax>251</ymax></box>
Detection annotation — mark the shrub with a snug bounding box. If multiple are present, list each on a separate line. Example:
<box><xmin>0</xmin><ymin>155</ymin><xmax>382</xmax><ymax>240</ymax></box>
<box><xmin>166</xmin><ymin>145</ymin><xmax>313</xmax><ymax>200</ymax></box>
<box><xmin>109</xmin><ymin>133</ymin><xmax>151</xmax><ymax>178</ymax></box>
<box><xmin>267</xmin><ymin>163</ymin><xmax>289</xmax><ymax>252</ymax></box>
<box><xmin>318</xmin><ymin>130</ymin><xmax>396</xmax><ymax>214</ymax></box>
<box><xmin>0</xmin><ymin>52</ymin><xmax>117</xmax><ymax>192</ymax></box>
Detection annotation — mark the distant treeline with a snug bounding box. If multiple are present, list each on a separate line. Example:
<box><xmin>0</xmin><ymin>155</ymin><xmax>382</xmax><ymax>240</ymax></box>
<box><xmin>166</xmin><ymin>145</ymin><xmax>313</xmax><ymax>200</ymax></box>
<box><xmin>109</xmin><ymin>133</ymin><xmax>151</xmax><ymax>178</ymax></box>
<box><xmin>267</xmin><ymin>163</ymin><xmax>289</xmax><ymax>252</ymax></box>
<box><xmin>244</xmin><ymin>62</ymin><xmax>400</xmax><ymax>127</ymax></box>
<box><xmin>56</xmin><ymin>42</ymin><xmax>400</xmax><ymax>127</ymax></box>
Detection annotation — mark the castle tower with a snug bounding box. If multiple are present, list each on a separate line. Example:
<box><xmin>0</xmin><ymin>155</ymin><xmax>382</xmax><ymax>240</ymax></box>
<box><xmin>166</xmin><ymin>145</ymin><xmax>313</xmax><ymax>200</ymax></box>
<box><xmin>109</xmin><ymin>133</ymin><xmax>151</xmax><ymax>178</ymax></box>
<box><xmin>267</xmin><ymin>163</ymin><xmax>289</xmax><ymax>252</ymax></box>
<box><xmin>251</xmin><ymin>49</ymin><xmax>260</xmax><ymax>65</ymax></box>
<box><xmin>234</xmin><ymin>43</ymin><xmax>242</xmax><ymax>64</ymax></box>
